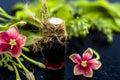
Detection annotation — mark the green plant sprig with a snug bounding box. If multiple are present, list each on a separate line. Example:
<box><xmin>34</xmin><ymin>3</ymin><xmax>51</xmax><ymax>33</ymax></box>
<box><xmin>12</xmin><ymin>0</ymin><xmax>120</xmax><ymax>43</ymax></box>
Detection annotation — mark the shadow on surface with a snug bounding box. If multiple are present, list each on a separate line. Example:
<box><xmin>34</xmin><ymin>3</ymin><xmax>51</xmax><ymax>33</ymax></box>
<box><xmin>44</xmin><ymin>68</ymin><xmax>64</xmax><ymax>80</ymax></box>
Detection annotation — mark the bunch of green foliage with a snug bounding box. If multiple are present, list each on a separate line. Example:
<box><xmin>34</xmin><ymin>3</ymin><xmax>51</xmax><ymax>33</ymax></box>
<box><xmin>1</xmin><ymin>0</ymin><xmax>120</xmax><ymax>45</ymax></box>
<box><xmin>75</xmin><ymin>0</ymin><xmax>120</xmax><ymax>42</ymax></box>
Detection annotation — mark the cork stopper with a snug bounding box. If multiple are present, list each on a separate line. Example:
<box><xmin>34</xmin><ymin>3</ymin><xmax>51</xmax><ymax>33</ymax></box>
<box><xmin>49</xmin><ymin>18</ymin><xmax>63</xmax><ymax>25</ymax></box>
<box><xmin>42</xmin><ymin>17</ymin><xmax>67</xmax><ymax>43</ymax></box>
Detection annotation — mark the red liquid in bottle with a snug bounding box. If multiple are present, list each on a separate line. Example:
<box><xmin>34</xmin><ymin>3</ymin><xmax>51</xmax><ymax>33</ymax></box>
<box><xmin>43</xmin><ymin>43</ymin><xmax>65</xmax><ymax>70</ymax></box>
<box><xmin>45</xmin><ymin>60</ymin><xmax>64</xmax><ymax>70</ymax></box>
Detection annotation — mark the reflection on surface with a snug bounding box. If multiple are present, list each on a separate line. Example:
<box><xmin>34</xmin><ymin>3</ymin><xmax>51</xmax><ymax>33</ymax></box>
<box><xmin>44</xmin><ymin>68</ymin><xmax>64</xmax><ymax>80</ymax></box>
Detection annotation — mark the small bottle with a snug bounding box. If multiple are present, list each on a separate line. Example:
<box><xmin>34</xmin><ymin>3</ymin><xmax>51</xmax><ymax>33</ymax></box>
<box><xmin>42</xmin><ymin>17</ymin><xmax>67</xmax><ymax>70</ymax></box>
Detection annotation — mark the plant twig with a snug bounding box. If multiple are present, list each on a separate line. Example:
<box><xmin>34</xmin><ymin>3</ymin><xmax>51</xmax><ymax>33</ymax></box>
<box><xmin>21</xmin><ymin>53</ymin><xmax>46</xmax><ymax>69</ymax></box>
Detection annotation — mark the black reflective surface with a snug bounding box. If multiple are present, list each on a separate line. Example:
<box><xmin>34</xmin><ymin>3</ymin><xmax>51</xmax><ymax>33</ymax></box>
<box><xmin>0</xmin><ymin>31</ymin><xmax>120</xmax><ymax>80</ymax></box>
<box><xmin>0</xmin><ymin>0</ymin><xmax>120</xmax><ymax>80</ymax></box>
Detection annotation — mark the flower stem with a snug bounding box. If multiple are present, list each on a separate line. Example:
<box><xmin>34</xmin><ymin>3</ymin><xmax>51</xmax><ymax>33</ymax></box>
<box><xmin>11</xmin><ymin>21</ymin><xmax>27</xmax><ymax>27</ymax></box>
<box><xmin>92</xmin><ymin>49</ymin><xmax>100</xmax><ymax>60</ymax></box>
<box><xmin>0</xmin><ymin>8</ymin><xmax>14</xmax><ymax>19</ymax></box>
<box><xmin>10</xmin><ymin>59</ymin><xmax>22</xmax><ymax>68</ymax></box>
<box><xmin>21</xmin><ymin>53</ymin><xmax>46</xmax><ymax>69</ymax></box>
<box><xmin>0</xmin><ymin>55</ymin><xmax>7</xmax><ymax>62</ymax></box>
<box><xmin>16</xmin><ymin>57</ymin><xmax>29</xmax><ymax>74</ymax></box>
<box><xmin>22</xmin><ymin>47</ymin><xmax>30</xmax><ymax>52</ymax></box>
<box><xmin>12</xmin><ymin>63</ymin><xmax>21</xmax><ymax>80</ymax></box>
<box><xmin>0</xmin><ymin>17</ymin><xmax>7</xmax><ymax>22</ymax></box>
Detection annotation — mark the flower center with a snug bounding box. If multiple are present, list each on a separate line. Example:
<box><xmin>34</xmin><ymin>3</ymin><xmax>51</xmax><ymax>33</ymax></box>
<box><xmin>81</xmin><ymin>61</ymin><xmax>87</xmax><ymax>68</ymax></box>
<box><xmin>9</xmin><ymin>39</ymin><xmax>16</xmax><ymax>49</ymax></box>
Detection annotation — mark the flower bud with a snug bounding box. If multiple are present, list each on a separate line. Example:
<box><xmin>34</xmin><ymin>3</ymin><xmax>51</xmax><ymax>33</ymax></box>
<box><xmin>26</xmin><ymin>72</ymin><xmax>35</xmax><ymax>80</ymax></box>
<box><xmin>19</xmin><ymin>21</ymin><xmax>27</xmax><ymax>26</ymax></box>
<box><xmin>16</xmin><ymin>78</ymin><xmax>21</xmax><ymax>80</ymax></box>
<box><xmin>8</xmin><ymin>65</ymin><xmax>14</xmax><ymax>71</ymax></box>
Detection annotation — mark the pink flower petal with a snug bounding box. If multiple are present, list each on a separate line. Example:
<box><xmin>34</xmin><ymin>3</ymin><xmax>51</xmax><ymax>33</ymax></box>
<box><xmin>11</xmin><ymin>45</ymin><xmax>21</xmax><ymax>57</ymax></box>
<box><xmin>0</xmin><ymin>43</ymin><xmax>10</xmax><ymax>53</ymax></box>
<box><xmin>73</xmin><ymin>64</ymin><xmax>84</xmax><ymax>75</ymax></box>
<box><xmin>16</xmin><ymin>34</ymin><xmax>26</xmax><ymax>46</ymax></box>
<box><xmin>82</xmin><ymin>48</ymin><xmax>93</xmax><ymax>60</ymax></box>
<box><xmin>69</xmin><ymin>53</ymin><xmax>82</xmax><ymax>64</ymax></box>
<box><xmin>83</xmin><ymin>66</ymin><xmax>93</xmax><ymax>78</ymax></box>
<box><xmin>87</xmin><ymin>59</ymin><xmax>102</xmax><ymax>70</ymax></box>
<box><xmin>0</xmin><ymin>32</ymin><xmax>10</xmax><ymax>43</ymax></box>
<box><xmin>7</xmin><ymin>26</ymin><xmax>19</xmax><ymax>39</ymax></box>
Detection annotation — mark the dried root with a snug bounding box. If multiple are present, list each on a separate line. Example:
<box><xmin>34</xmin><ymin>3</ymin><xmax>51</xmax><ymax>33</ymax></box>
<box><xmin>31</xmin><ymin>37</ymin><xmax>43</xmax><ymax>53</ymax></box>
<box><xmin>31</xmin><ymin>17</ymin><xmax>68</xmax><ymax>52</ymax></box>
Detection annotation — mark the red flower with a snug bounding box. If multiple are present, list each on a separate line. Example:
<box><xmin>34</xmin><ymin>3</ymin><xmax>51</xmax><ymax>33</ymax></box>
<box><xmin>0</xmin><ymin>26</ymin><xmax>26</xmax><ymax>57</ymax></box>
<box><xmin>69</xmin><ymin>48</ymin><xmax>101</xmax><ymax>78</ymax></box>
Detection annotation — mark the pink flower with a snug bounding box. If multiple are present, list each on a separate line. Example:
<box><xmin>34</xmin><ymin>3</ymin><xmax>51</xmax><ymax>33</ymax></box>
<box><xmin>69</xmin><ymin>48</ymin><xmax>101</xmax><ymax>78</ymax></box>
<box><xmin>0</xmin><ymin>26</ymin><xmax>26</xmax><ymax>57</ymax></box>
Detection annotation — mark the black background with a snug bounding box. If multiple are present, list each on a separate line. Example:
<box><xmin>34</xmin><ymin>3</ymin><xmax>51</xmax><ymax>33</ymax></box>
<box><xmin>0</xmin><ymin>0</ymin><xmax>120</xmax><ymax>80</ymax></box>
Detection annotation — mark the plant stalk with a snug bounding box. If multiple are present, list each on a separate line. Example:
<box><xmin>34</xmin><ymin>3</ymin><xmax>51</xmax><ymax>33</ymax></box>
<box><xmin>21</xmin><ymin>53</ymin><xmax>46</xmax><ymax>69</ymax></box>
